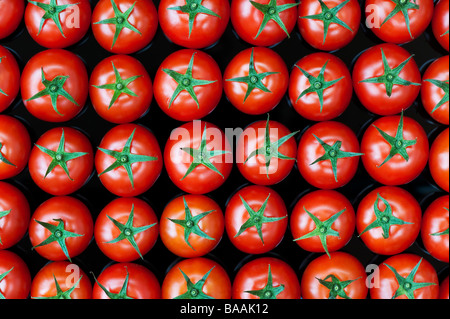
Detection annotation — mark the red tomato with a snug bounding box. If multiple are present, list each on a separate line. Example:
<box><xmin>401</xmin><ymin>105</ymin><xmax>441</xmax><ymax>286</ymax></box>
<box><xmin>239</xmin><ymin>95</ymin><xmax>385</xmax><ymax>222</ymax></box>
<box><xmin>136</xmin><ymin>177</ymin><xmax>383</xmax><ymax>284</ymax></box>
<box><xmin>162</xmin><ymin>257</ymin><xmax>231</xmax><ymax>299</ymax></box>
<box><xmin>0</xmin><ymin>0</ymin><xmax>25</xmax><ymax>40</ymax></box>
<box><xmin>28</xmin><ymin>127</ymin><xmax>94</xmax><ymax>196</ymax></box>
<box><xmin>0</xmin><ymin>182</ymin><xmax>30</xmax><ymax>250</ymax></box>
<box><xmin>24</xmin><ymin>0</ymin><xmax>91</xmax><ymax>48</ymax></box>
<box><xmin>429</xmin><ymin>128</ymin><xmax>449</xmax><ymax>192</ymax></box>
<box><xmin>95</xmin><ymin>123</ymin><xmax>163</xmax><ymax>197</ymax></box>
<box><xmin>370</xmin><ymin>254</ymin><xmax>439</xmax><ymax>299</ymax></box>
<box><xmin>223</xmin><ymin>47</ymin><xmax>289</xmax><ymax>115</ymax></box>
<box><xmin>0</xmin><ymin>250</ymin><xmax>31</xmax><ymax>299</ymax></box>
<box><xmin>20</xmin><ymin>49</ymin><xmax>89</xmax><ymax>122</ymax></box>
<box><xmin>153</xmin><ymin>49</ymin><xmax>222</xmax><ymax>122</ymax></box>
<box><xmin>92</xmin><ymin>0</ymin><xmax>158</xmax><ymax>54</ymax></box>
<box><xmin>440</xmin><ymin>276</ymin><xmax>449</xmax><ymax>299</ymax></box>
<box><xmin>356</xmin><ymin>186</ymin><xmax>422</xmax><ymax>255</ymax></box>
<box><xmin>0</xmin><ymin>115</ymin><xmax>31</xmax><ymax>180</ymax></box>
<box><xmin>160</xmin><ymin>194</ymin><xmax>224</xmax><ymax>258</ymax></box>
<box><xmin>352</xmin><ymin>43</ymin><xmax>421</xmax><ymax>116</ymax></box>
<box><xmin>297</xmin><ymin>121</ymin><xmax>363</xmax><ymax>189</ymax></box>
<box><xmin>301</xmin><ymin>252</ymin><xmax>368</xmax><ymax>299</ymax></box>
<box><xmin>432</xmin><ymin>0</ymin><xmax>449</xmax><ymax>51</ymax></box>
<box><xmin>92</xmin><ymin>262</ymin><xmax>161</xmax><ymax>299</ymax></box>
<box><xmin>158</xmin><ymin>0</ymin><xmax>230</xmax><ymax>49</ymax></box>
<box><xmin>232</xmin><ymin>257</ymin><xmax>301</xmax><ymax>299</ymax></box>
<box><xmin>290</xmin><ymin>190</ymin><xmax>355</xmax><ymax>257</ymax></box>
<box><xmin>89</xmin><ymin>54</ymin><xmax>153</xmax><ymax>124</ymax></box>
<box><xmin>94</xmin><ymin>197</ymin><xmax>159</xmax><ymax>262</ymax></box>
<box><xmin>225</xmin><ymin>185</ymin><xmax>288</xmax><ymax>254</ymax></box>
<box><xmin>288</xmin><ymin>52</ymin><xmax>352</xmax><ymax>121</ymax></box>
<box><xmin>298</xmin><ymin>0</ymin><xmax>361</xmax><ymax>51</ymax></box>
<box><xmin>164</xmin><ymin>121</ymin><xmax>233</xmax><ymax>194</ymax></box>
<box><xmin>0</xmin><ymin>45</ymin><xmax>20</xmax><ymax>113</ymax></box>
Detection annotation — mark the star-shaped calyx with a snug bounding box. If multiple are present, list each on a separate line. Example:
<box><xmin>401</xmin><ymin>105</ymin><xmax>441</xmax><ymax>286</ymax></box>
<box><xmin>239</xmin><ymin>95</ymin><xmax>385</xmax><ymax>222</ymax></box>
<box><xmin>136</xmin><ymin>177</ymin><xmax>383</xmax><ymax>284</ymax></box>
<box><xmin>0</xmin><ymin>142</ymin><xmax>16</xmax><ymax>168</ymax></box>
<box><xmin>174</xmin><ymin>266</ymin><xmax>215</xmax><ymax>299</ymax></box>
<box><xmin>424</xmin><ymin>79</ymin><xmax>449</xmax><ymax>114</ymax></box>
<box><xmin>0</xmin><ymin>267</ymin><xmax>13</xmax><ymax>299</ymax></box>
<box><xmin>245</xmin><ymin>264</ymin><xmax>285</xmax><ymax>299</ymax></box>
<box><xmin>92</xmin><ymin>267</ymin><xmax>134</xmax><ymax>299</ymax></box>
<box><xmin>0</xmin><ymin>210</ymin><xmax>11</xmax><ymax>245</ymax></box>
<box><xmin>0</xmin><ymin>57</ymin><xmax>8</xmax><ymax>96</ymax></box>
<box><xmin>32</xmin><ymin>274</ymin><xmax>83</xmax><ymax>299</ymax></box>
<box><xmin>316</xmin><ymin>274</ymin><xmax>361</xmax><ymax>299</ymax></box>
<box><xmin>381</xmin><ymin>0</ymin><xmax>420</xmax><ymax>39</ymax></box>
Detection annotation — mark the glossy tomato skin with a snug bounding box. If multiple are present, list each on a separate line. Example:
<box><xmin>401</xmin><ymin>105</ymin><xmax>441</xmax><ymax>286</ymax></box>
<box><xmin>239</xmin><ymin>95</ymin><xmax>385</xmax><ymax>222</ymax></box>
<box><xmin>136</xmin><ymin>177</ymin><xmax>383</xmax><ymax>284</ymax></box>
<box><xmin>429</xmin><ymin>128</ymin><xmax>449</xmax><ymax>192</ymax></box>
<box><xmin>0</xmin><ymin>46</ymin><xmax>21</xmax><ymax>113</ymax></box>
<box><xmin>20</xmin><ymin>49</ymin><xmax>89</xmax><ymax>122</ymax></box>
<box><xmin>224</xmin><ymin>47</ymin><xmax>289</xmax><ymax>115</ymax></box>
<box><xmin>432</xmin><ymin>0</ymin><xmax>449</xmax><ymax>51</ymax></box>
<box><xmin>159</xmin><ymin>0</ymin><xmax>230</xmax><ymax>49</ymax></box>
<box><xmin>440</xmin><ymin>276</ymin><xmax>449</xmax><ymax>299</ymax></box>
<box><xmin>95</xmin><ymin>197</ymin><xmax>159</xmax><ymax>262</ymax></box>
<box><xmin>25</xmin><ymin>0</ymin><xmax>91</xmax><ymax>48</ymax></box>
<box><xmin>301</xmin><ymin>252</ymin><xmax>368</xmax><ymax>299</ymax></box>
<box><xmin>288</xmin><ymin>52</ymin><xmax>352</xmax><ymax>121</ymax></box>
<box><xmin>89</xmin><ymin>54</ymin><xmax>153</xmax><ymax>124</ymax></box>
<box><xmin>92</xmin><ymin>0</ymin><xmax>158</xmax><ymax>54</ymax></box>
<box><xmin>0</xmin><ymin>0</ymin><xmax>25</xmax><ymax>40</ymax></box>
<box><xmin>160</xmin><ymin>194</ymin><xmax>224</xmax><ymax>258</ymax></box>
<box><xmin>0</xmin><ymin>250</ymin><xmax>31</xmax><ymax>299</ymax></box>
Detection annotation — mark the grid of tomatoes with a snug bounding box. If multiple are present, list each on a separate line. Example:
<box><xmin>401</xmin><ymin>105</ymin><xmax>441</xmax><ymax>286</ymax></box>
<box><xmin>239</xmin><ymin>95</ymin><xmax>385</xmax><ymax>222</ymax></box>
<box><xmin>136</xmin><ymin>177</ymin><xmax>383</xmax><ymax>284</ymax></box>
<box><xmin>0</xmin><ymin>0</ymin><xmax>448</xmax><ymax>300</ymax></box>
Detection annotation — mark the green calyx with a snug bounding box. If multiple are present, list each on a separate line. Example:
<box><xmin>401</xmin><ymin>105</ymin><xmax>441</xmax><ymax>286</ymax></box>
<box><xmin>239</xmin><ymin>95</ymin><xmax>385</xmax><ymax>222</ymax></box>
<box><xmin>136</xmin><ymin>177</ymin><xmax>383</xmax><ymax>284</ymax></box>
<box><xmin>424</xmin><ymin>79</ymin><xmax>449</xmax><ymax>114</ymax></box>
<box><xmin>0</xmin><ymin>142</ymin><xmax>16</xmax><ymax>167</ymax></box>
<box><xmin>0</xmin><ymin>267</ymin><xmax>14</xmax><ymax>299</ymax></box>
<box><xmin>92</xmin><ymin>266</ymin><xmax>134</xmax><ymax>299</ymax></box>
<box><xmin>174</xmin><ymin>266</ymin><xmax>215</xmax><ymax>299</ymax></box>
<box><xmin>316</xmin><ymin>274</ymin><xmax>361</xmax><ymax>299</ymax></box>
<box><xmin>0</xmin><ymin>57</ymin><xmax>8</xmax><ymax>96</ymax></box>
<box><xmin>381</xmin><ymin>0</ymin><xmax>420</xmax><ymax>40</ymax></box>
<box><xmin>0</xmin><ymin>209</ymin><xmax>12</xmax><ymax>246</ymax></box>
<box><xmin>245</xmin><ymin>264</ymin><xmax>285</xmax><ymax>299</ymax></box>
<box><xmin>32</xmin><ymin>274</ymin><xmax>83</xmax><ymax>299</ymax></box>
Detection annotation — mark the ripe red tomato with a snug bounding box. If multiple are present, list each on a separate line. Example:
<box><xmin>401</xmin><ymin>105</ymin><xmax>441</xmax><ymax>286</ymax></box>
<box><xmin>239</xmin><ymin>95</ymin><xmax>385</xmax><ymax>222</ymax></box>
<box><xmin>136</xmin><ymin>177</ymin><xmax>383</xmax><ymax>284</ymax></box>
<box><xmin>370</xmin><ymin>254</ymin><xmax>439</xmax><ymax>299</ymax></box>
<box><xmin>356</xmin><ymin>186</ymin><xmax>422</xmax><ymax>255</ymax></box>
<box><xmin>20</xmin><ymin>49</ymin><xmax>89</xmax><ymax>122</ymax></box>
<box><xmin>440</xmin><ymin>276</ymin><xmax>449</xmax><ymax>299</ymax></box>
<box><xmin>162</xmin><ymin>257</ymin><xmax>231</xmax><ymax>299</ymax></box>
<box><xmin>164</xmin><ymin>121</ymin><xmax>233</xmax><ymax>194</ymax></box>
<box><xmin>290</xmin><ymin>190</ymin><xmax>355</xmax><ymax>257</ymax></box>
<box><xmin>28</xmin><ymin>127</ymin><xmax>94</xmax><ymax>196</ymax></box>
<box><xmin>94</xmin><ymin>197</ymin><xmax>159</xmax><ymax>262</ymax></box>
<box><xmin>0</xmin><ymin>115</ymin><xmax>31</xmax><ymax>180</ymax></box>
<box><xmin>225</xmin><ymin>185</ymin><xmax>288</xmax><ymax>254</ymax></box>
<box><xmin>360</xmin><ymin>112</ymin><xmax>429</xmax><ymax>186</ymax></box>
<box><xmin>429</xmin><ymin>128</ymin><xmax>449</xmax><ymax>192</ymax></box>
<box><xmin>288</xmin><ymin>52</ymin><xmax>352</xmax><ymax>121</ymax></box>
<box><xmin>160</xmin><ymin>194</ymin><xmax>224</xmax><ymax>258</ymax></box>
<box><xmin>92</xmin><ymin>262</ymin><xmax>161</xmax><ymax>299</ymax></box>
<box><xmin>298</xmin><ymin>0</ymin><xmax>361</xmax><ymax>51</ymax></box>
<box><xmin>0</xmin><ymin>0</ymin><xmax>25</xmax><ymax>40</ymax></box>
<box><xmin>231</xmin><ymin>0</ymin><xmax>300</xmax><ymax>47</ymax></box>
<box><xmin>301</xmin><ymin>252</ymin><xmax>368</xmax><ymax>299</ymax></box>
<box><xmin>24</xmin><ymin>0</ymin><xmax>91</xmax><ymax>48</ymax></box>
<box><xmin>0</xmin><ymin>250</ymin><xmax>31</xmax><ymax>299</ymax></box>
<box><xmin>0</xmin><ymin>182</ymin><xmax>30</xmax><ymax>250</ymax></box>
<box><xmin>92</xmin><ymin>0</ymin><xmax>158</xmax><ymax>54</ymax></box>
<box><xmin>95</xmin><ymin>123</ymin><xmax>163</xmax><ymax>197</ymax></box>
<box><xmin>89</xmin><ymin>54</ymin><xmax>153</xmax><ymax>124</ymax></box>
<box><xmin>297</xmin><ymin>121</ymin><xmax>363</xmax><ymax>189</ymax></box>
<box><xmin>352</xmin><ymin>43</ymin><xmax>421</xmax><ymax>116</ymax></box>
<box><xmin>158</xmin><ymin>0</ymin><xmax>230</xmax><ymax>49</ymax></box>
<box><xmin>223</xmin><ymin>47</ymin><xmax>289</xmax><ymax>115</ymax></box>
<box><xmin>432</xmin><ymin>0</ymin><xmax>449</xmax><ymax>51</ymax></box>
<box><xmin>0</xmin><ymin>46</ymin><xmax>20</xmax><ymax>113</ymax></box>
<box><xmin>232</xmin><ymin>257</ymin><xmax>301</xmax><ymax>299</ymax></box>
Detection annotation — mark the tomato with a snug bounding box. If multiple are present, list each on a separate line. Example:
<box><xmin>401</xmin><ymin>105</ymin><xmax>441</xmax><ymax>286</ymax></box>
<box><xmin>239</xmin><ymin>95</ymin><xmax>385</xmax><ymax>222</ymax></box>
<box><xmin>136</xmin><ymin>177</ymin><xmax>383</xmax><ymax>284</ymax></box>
<box><xmin>92</xmin><ymin>0</ymin><xmax>158</xmax><ymax>54</ymax></box>
<box><xmin>160</xmin><ymin>194</ymin><xmax>224</xmax><ymax>258</ymax></box>
<box><xmin>0</xmin><ymin>182</ymin><xmax>30</xmax><ymax>250</ymax></box>
<box><xmin>30</xmin><ymin>261</ymin><xmax>92</xmax><ymax>299</ymax></box>
<box><xmin>28</xmin><ymin>127</ymin><xmax>94</xmax><ymax>196</ymax></box>
<box><xmin>432</xmin><ymin>0</ymin><xmax>449</xmax><ymax>51</ymax></box>
<box><xmin>162</xmin><ymin>257</ymin><xmax>231</xmax><ymax>299</ymax></box>
<box><xmin>429</xmin><ymin>128</ymin><xmax>449</xmax><ymax>192</ymax></box>
<box><xmin>0</xmin><ymin>0</ymin><xmax>25</xmax><ymax>40</ymax></box>
<box><xmin>225</xmin><ymin>185</ymin><xmax>288</xmax><ymax>254</ymax></box>
<box><xmin>356</xmin><ymin>186</ymin><xmax>422</xmax><ymax>255</ymax></box>
<box><xmin>421</xmin><ymin>195</ymin><xmax>449</xmax><ymax>263</ymax></box>
<box><xmin>290</xmin><ymin>190</ymin><xmax>355</xmax><ymax>257</ymax></box>
<box><xmin>164</xmin><ymin>121</ymin><xmax>233</xmax><ymax>194</ymax></box>
<box><xmin>236</xmin><ymin>115</ymin><xmax>298</xmax><ymax>185</ymax></box>
<box><xmin>288</xmin><ymin>52</ymin><xmax>352</xmax><ymax>121</ymax></box>
<box><xmin>95</xmin><ymin>123</ymin><xmax>163</xmax><ymax>197</ymax></box>
<box><xmin>231</xmin><ymin>0</ymin><xmax>299</xmax><ymax>47</ymax></box>
<box><xmin>370</xmin><ymin>254</ymin><xmax>439</xmax><ymax>299</ymax></box>
<box><xmin>92</xmin><ymin>262</ymin><xmax>161</xmax><ymax>299</ymax></box>
<box><xmin>153</xmin><ymin>49</ymin><xmax>222</xmax><ymax>122</ymax></box>
<box><xmin>158</xmin><ymin>0</ymin><xmax>230</xmax><ymax>49</ymax></box>
<box><xmin>0</xmin><ymin>46</ymin><xmax>20</xmax><ymax>113</ymax></box>
<box><xmin>421</xmin><ymin>56</ymin><xmax>449</xmax><ymax>125</ymax></box>
<box><xmin>0</xmin><ymin>250</ymin><xmax>31</xmax><ymax>299</ymax></box>
<box><xmin>89</xmin><ymin>54</ymin><xmax>153</xmax><ymax>124</ymax></box>
<box><xmin>300</xmin><ymin>252</ymin><xmax>368</xmax><ymax>299</ymax></box>
<box><xmin>440</xmin><ymin>276</ymin><xmax>449</xmax><ymax>299</ymax></box>
<box><xmin>94</xmin><ymin>197</ymin><xmax>159</xmax><ymax>262</ymax></box>
<box><xmin>0</xmin><ymin>115</ymin><xmax>31</xmax><ymax>180</ymax></box>
<box><xmin>25</xmin><ymin>0</ymin><xmax>91</xmax><ymax>48</ymax></box>
<box><xmin>360</xmin><ymin>112</ymin><xmax>429</xmax><ymax>186</ymax></box>
<box><xmin>298</xmin><ymin>0</ymin><xmax>361</xmax><ymax>51</ymax></box>
<box><xmin>296</xmin><ymin>121</ymin><xmax>363</xmax><ymax>189</ymax></box>
<box><xmin>223</xmin><ymin>47</ymin><xmax>289</xmax><ymax>115</ymax></box>
<box><xmin>21</xmin><ymin>49</ymin><xmax>89</xmax><ymax>122</ymax></box>
<box><xmin>352</xmin><ymin>43</ymin><xmax>421</xmax><ymax>116</ymax></box>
